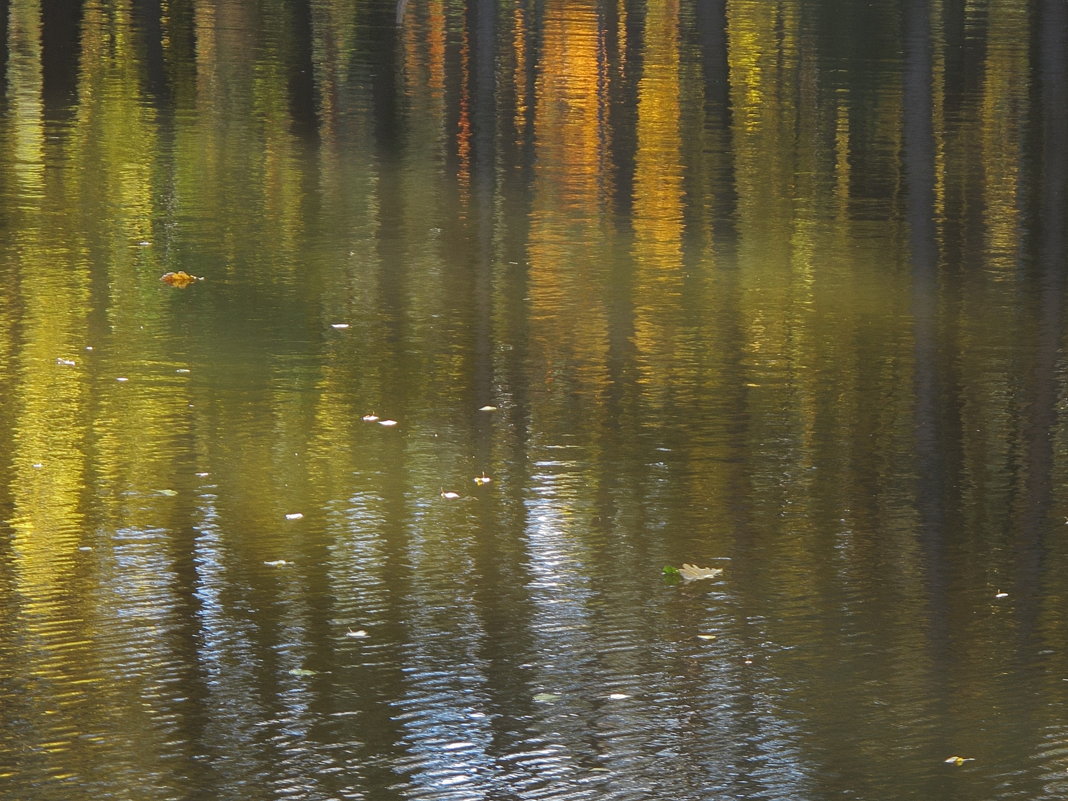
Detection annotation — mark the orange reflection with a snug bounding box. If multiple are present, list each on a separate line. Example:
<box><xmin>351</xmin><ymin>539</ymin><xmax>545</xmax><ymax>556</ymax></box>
<box><xmin>533</xmin><ymin>1</ymin><xmax>605</xmax><ymax>212</ymax></box>
<box><xmin>528</xmin><ymin>1</ymin><xmax>610</xmax><ymax>393</ymax></box>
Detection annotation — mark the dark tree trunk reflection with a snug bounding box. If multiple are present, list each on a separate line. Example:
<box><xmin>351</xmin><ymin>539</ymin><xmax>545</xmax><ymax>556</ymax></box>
<box><xmin>904</xmin><ymin>0</ymin><xmax>951</xmax><ymax>691</ymax></box>
<box><xmin>41</xmin><ymin>0</ymin><xmax>82</xmax><ymax>113</ymax></box>
<box><xmin>1016</xmin><ymin>0</ymin><xmax>1068</xmax><ymax>632</ymax></box>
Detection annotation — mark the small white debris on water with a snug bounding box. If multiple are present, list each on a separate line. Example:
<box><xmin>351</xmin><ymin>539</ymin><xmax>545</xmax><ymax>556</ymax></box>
<box><xmin>285</xmin><ymin>513</ymin><xmax>304</xmax><ymax>520</ymax></box>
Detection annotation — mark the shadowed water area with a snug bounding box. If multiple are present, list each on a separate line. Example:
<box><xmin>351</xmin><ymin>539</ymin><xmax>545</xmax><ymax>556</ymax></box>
<box><xmin>1</xmin><ymin>1</ymin><xmax>1067</xmax><ymax>799</ymax></box>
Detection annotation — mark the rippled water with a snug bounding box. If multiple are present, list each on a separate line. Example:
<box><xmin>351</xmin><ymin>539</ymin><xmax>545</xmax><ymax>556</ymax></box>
<box><xmin>1</xmin><ymin>1</ymin><xmax>1067</xmax><ymax>799</ymax></box>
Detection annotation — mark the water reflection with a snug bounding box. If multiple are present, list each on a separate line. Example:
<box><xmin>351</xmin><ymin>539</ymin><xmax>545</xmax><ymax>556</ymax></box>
<box><xmin>2</xmin><ymin>1</ymin><xmax>1068</xmax><ymax>800</ymax></box>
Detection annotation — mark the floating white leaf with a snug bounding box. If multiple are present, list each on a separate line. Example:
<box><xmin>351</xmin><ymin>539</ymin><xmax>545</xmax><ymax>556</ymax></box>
<box><xmin>678</xmin><ymin>564</ymin><xmax>724</xmax><ymax>581</ymax></box>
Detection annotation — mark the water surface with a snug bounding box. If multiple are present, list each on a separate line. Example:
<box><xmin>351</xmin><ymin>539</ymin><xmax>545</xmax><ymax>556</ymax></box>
<box><xmin>2</xmin><ymin>1</ymin><xmax>1068</xmax><ymax>800</ymax></box>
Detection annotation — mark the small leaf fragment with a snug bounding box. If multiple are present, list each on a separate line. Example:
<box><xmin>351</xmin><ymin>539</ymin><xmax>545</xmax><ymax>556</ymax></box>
<box><xmin>288</xmin><ymin>668</ymin><xmax>317</xmax><ymax>677</ymax></box>
<box><xmin>533</xmin><ymin>692</ymin><xmax>561</xmax><ymax>703</ymax></box>
<box><xmin>696</xmin><ymin>634</ymin><xmax>717</xmax><ymax>641</ymax></box>
<box><xmin>478</xmin><ymin>405</ymin><xmax>498</xmax><ymax>411</ymax></box>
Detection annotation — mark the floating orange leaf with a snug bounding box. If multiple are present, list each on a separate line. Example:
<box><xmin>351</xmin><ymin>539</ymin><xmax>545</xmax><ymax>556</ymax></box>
<box><xmin>161</xmin><ymin>271</ymin><xmax>200</xmax><ymax>288</ymax></box>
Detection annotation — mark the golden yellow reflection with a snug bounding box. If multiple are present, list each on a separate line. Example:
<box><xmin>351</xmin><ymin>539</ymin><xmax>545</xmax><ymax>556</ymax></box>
<box><xmin>512</xmin><ymin>2</ymin><xmax>530</xmax><ymax>137</ymax></box>
<box><xmin>632</xmin><ymin>0</ymin><xmax>683</xmax><ymax>271</ymax></box>
<box><xmin>8</xmin><ymin>0</ymin><xmax>45</xmax><ymax>199</ymax></box>
<box><xmin>6</xmin><ymin>3</ymin><xmax>92</xmax><ymax>733</ymax></box>
<box><xmin>834</xmin><ymin>91</ymin><xmax>851</xmax><ymax>218</ymax></box>
<box><xmin>980</xmin><ymin>3</ymin><xmax>1028</xmax><ymax>274</ymax></box>
<box><xmin>631</xmin><ymin>0</ymin><xmax>685</xmax><ymax>391</ymax></box>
